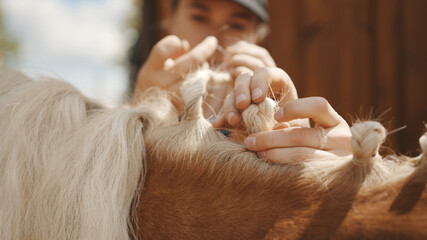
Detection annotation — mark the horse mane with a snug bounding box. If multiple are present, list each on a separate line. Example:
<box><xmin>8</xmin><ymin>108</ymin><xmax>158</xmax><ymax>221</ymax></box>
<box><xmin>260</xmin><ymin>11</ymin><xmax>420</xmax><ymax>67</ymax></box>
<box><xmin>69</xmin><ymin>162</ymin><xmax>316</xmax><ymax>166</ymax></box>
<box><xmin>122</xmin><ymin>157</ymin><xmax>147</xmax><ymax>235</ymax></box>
<box><xmin>0</xmin><ymin>68</ymin><xmax>426</xmax><ymax>239</ymax></box>
<box><xmin>0</xmin><ymin>69</ymin><xmax>174</xmax><ymax>239</ymax></box>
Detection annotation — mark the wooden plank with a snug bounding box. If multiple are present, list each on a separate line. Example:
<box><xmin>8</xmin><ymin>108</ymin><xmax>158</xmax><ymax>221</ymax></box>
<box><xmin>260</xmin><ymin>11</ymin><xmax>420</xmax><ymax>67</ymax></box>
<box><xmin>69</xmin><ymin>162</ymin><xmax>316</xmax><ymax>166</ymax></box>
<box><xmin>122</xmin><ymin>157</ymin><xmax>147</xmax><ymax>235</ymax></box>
<box><xmin>402</xmin><ymin>0</ymin><xmax>427</xmax><ymax>154</ymax></box>
<box><xmin>266</xmin><ymin>0</ymin><xmax>302</xmax><ymax>95</ymax></box>
<box><xmin>335</xmin><ymin>0</ymin><xmax>374</xmax><ymax>121</ymax></box>
<box><xmin>301</xmin><ymin>0</ymin><xmax>340</xmax><ymax>103</ymax></box>
<box><xmin>374</xmin><ymin>0</ymin><xmax>403</xmax><ymax>152</ymax></box>
<box><xmin>296</xmin><ymin>0</ymin><xmax>373</xmax><ymax>120</ymax></box>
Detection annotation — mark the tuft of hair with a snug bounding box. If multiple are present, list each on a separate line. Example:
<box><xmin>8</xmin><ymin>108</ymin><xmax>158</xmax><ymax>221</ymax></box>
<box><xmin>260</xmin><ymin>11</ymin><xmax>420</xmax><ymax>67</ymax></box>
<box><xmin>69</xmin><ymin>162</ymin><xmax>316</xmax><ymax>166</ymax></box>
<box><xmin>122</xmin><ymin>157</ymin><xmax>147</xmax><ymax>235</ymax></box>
<box><xmin>351</xmin><ymin>121</ymin><xmax>387</xmax><ymax>160</ymax></box>
<box><xmin>0</xmin><ymin>69</ymin><xmax>32</xmax><ymax>95</ymax></box>
<box><xmin>145</xmin><ymin>68</ymin><xmax>230</xmax><ymax>165</ymax></box>
<box><xmin>180</xmin><ymin>68</ymin><xmax>210</xmax><ymax>119</ymax></box>
<box><xmin>0</xmin><ymin>70</ymin><xmax>94</xmax><ymax>239</ymax></box>
<box><xmin>0</xmin><ymin>69</ymin><xmax>164</xmax><ymax>239</ymax></box>
<box><xmin>180</xmin><ymin>67</ymin><xmax>232</xmax><ymax>120</ymax></box>
<box><xmin>241</xmin><ymin>97</ymin><xmax>278</xmax><ymax>134</ymax></box>
<box><xmin>302</xmin><ymin>121</ymin><xmax>415</xmax><ymax>195</ymax></box>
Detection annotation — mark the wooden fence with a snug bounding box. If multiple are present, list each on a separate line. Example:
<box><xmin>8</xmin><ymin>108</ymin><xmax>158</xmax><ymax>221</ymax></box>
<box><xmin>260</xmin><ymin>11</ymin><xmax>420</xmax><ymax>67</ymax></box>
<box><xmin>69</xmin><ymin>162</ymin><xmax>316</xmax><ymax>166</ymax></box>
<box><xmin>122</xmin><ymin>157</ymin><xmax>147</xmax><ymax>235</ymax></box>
<box><xmin>267</xmin><ymin>0</ymin><xmax>426</xmax><ymax>154</ymax></box>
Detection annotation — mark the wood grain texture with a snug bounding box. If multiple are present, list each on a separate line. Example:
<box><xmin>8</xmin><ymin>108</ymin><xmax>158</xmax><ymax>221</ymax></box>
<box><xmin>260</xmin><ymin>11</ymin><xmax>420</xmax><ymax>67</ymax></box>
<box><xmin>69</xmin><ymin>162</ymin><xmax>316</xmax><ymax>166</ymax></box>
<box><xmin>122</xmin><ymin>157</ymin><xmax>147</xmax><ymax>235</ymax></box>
<box><xmin>267</xmin><ymin>0</ymin><xmax>427</xmax><ymax>154</ymax></box>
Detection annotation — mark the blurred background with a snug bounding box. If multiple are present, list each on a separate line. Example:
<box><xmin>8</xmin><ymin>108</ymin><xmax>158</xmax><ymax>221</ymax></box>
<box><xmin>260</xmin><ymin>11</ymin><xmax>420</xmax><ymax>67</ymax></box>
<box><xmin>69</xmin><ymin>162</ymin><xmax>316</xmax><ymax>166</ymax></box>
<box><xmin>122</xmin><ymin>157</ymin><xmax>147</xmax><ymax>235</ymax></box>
<box><xmin>1</xmin><ymin>0</ymin><xmax>426</xmax><ymax>154</ymax></box>
<box><xmin>0</xmin><ymin>0</ymin><xmax>139</xmax><ymax>104</ymax></box>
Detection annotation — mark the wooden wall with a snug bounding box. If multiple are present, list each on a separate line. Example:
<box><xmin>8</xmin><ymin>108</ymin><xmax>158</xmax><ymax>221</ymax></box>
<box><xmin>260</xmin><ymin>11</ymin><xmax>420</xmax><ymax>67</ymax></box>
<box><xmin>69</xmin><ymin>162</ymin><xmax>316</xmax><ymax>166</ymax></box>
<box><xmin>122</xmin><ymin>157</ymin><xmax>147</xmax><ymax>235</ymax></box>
<box><xmin>267</xmin><ymin>0</ymin><xmax>427</xmax><ymax>154</ymax></box>
<box><xmin>152</xmin><ymin>0</ymin><xmax>426</xmax><ymax>154</ymax></box>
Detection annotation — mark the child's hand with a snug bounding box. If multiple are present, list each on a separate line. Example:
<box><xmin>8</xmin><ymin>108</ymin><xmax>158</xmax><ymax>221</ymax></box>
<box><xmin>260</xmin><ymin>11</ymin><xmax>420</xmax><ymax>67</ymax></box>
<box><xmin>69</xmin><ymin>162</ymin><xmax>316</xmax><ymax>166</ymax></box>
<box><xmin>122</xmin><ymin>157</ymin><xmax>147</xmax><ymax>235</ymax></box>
<box><xmin>222</xmin><ymin>40</ymin><xmax>276</xmax><ymax>79</ymax></box>
<box><xmin>212</xmin><ymin>67</ymin><xmax>299</xmax><ymax>127</ymax></box>
<box><xmin>133</xmin><ymin>35</ymin><xmax>218</xmax><ymax>102</ymax></box>
<box><xmin>244</xmin><ymin>97</ymin><xmax>352</xmax><ymax>163</ymax></box>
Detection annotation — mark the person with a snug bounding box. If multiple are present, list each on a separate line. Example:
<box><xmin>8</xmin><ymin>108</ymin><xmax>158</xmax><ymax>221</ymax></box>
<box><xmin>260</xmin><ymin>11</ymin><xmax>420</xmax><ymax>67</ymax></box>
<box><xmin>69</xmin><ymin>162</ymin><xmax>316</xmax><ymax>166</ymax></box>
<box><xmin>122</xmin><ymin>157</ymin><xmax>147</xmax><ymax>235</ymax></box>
<box><xmin>132</xmin><ymin>0</ymin><xmax>352</xmax><ymax>163</ymax></box>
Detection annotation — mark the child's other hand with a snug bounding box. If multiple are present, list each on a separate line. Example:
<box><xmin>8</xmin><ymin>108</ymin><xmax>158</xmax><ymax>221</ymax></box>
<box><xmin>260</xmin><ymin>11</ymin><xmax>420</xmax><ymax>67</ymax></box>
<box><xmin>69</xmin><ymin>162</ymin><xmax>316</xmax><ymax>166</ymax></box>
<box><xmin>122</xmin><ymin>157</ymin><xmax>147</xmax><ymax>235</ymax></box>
<box><xmin>133</xmin><ymin>35</ymin><xmax>218</xmax><ymax>102</ymax></box>
<box><xmin>222</xmin><ymin>41</ymin><xmax>276</xmax><ymax>79</ymax></box>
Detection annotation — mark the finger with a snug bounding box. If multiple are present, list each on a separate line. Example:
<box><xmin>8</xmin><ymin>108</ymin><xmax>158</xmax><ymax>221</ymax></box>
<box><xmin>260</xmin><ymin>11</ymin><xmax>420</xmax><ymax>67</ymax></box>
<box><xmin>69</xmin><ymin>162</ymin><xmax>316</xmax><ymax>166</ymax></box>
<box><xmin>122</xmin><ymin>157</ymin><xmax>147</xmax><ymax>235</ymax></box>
<box><xmin>234</xmin><ymin>72</ymin><xmax>252</xmax><ymax>110</ymax></box>
<box><xmin>257</xmin><ymin>147</ymin><xmax>337</xmax><ymax>163</ymax></box>
<box><xmin>212</xmin><ymin>113</ymin><xmax>226</xmax><ymax>128</ymax></box>
<box><xmin>172</xmin><ymin>36</ymin><xmax>218</xmax><ymax>73</ymax></box>
<box><xmin>288</xmin><ymin>119</ymin><xmax>310</xmax><ymax>128</ymax></box>
<box><xmin>225</xmin><ymin>41</ymin><xmax>276</xmax><ymax>67</ymax></box>
<box><xmin>229</xmin><ymin>66</ymin><xmax>252</xmax><ymax>80</ymax></box>
<box><xmin>147</xmin><ymin>35</ymin><xmax>189</xmax><ymax>69</ymax></box>
<box><xmin>224</xmin><ymin>53</ymin><xmax>265</xmax><ymax>71</ymax></box>
<box><xmin>273</xmin><ymin>122</ymin><xmax>290</xmax><ymax>130</ymax></box>
<box><xmin>250</xmin><ymin>67</ymin><xmax>297</xmax><ymax>106</ymax></box>
<box><xmin>181</xmin><ymin>39</ymin><xmax>190</xmax><ymax>52</ymax></box>
<box><xmin>223</xmin><ymin>93</ymin><xmax>240</xmax><ymax>126</ymax></box>
<box><xmin>250</xmin><ymin>67</ymin><xmax>296</xmax><ymax>104</ymax></box>
<box><xmin>244</xmin><ymin>127</ymin><xmax>332</xmax><ymax>151</ymax></box>
<box><xmin>275</xmin><ymin>97</ymin><xmax>343</xmax><ymax>128</ymax></box>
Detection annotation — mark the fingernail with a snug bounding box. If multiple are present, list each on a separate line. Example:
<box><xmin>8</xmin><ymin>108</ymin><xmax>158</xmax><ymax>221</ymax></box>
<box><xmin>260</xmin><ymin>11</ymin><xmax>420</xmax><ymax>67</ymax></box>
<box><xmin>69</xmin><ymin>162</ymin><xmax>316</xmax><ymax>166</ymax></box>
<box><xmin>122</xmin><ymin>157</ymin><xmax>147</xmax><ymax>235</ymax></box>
<box><xmin>236</xmin><ymin>93</ymin><xmax>246</xmax><ymax>105</ymax></box>
<box><xmin>182</xmin><ymin>39</ymin><xmax>190</xmax><ymax>51</ymax></box>
<box><xmin>227</xmin><ymin>112</ymin><xmax>235</xmax><ymax>124</ymax></box>
<box><xmin>244</xmin><ymin>136</ymin><xmax>256</xmax><ymax>147</ymax></box>
<box><xmin>275</xmin><ymin>108</ymin><xmax>284</xmax><ymax>120</ymax></box>
<box><xmin>206</xmin><ymin>36</ymin><xmax>218</xmax><ymax>44</ymax></box>
<box><xmin>164</xmin><ymin>58</ymin><xmax>174</xmax><ymax>69</ymax></box>
<box><xmin>257</xmin><ymin>151</ymin><xmax>266</xmax><ymax>158</ymax></box>
<box><xmin>252</xmin><ymin>88</ymin><xmax>262</xmax><ymax>100</ymax></box>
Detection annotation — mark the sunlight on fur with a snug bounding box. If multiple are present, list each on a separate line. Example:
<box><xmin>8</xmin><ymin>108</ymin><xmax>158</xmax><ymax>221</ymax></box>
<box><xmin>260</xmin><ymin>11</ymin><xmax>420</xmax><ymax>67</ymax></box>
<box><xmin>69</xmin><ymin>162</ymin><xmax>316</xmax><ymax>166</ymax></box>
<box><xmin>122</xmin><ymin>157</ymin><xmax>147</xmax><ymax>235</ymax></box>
<box><xmin>0</xmin><ymin>68</ymin><xmax>426</xmax><ymax>240</ymax></box>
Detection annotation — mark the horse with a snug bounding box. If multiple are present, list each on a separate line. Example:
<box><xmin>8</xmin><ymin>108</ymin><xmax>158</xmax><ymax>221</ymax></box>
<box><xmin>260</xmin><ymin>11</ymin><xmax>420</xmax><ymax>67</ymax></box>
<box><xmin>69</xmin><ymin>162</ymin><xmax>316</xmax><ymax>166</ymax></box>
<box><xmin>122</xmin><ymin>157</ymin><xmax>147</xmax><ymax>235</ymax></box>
<box><xmin>0</xmin><ymin>68</ymin><xmax>426</xmax><ymax>239</ymax></box>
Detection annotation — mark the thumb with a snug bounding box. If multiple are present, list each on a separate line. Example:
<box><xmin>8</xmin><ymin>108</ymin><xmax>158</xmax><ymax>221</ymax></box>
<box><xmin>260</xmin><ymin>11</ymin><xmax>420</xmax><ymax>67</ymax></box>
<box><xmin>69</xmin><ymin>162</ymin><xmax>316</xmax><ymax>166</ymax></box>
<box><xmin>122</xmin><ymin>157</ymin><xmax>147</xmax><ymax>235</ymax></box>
<box><xmin>146</xmin><ymin>35</ymin><xmax>189</xmax><ymax>69</ymax></box>
<box><xmin>171</xmin><ymin>36</ymin><xmax>218</xmax><ymax>73</ymax></box>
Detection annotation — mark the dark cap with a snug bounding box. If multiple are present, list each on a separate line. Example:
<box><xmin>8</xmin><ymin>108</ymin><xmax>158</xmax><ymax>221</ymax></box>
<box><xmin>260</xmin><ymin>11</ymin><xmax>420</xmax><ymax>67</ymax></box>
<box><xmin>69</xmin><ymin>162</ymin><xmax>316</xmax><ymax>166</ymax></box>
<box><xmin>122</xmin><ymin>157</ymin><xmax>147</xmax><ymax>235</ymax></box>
<box><xmin>171</xmin><ymin>0</ymin><xmax>269</xmax><ymax>22</ymax></box>
<box><xmin>230</xmin><ymin>0</ymin><xmax>268</xmax><ymax>22</ymax></box>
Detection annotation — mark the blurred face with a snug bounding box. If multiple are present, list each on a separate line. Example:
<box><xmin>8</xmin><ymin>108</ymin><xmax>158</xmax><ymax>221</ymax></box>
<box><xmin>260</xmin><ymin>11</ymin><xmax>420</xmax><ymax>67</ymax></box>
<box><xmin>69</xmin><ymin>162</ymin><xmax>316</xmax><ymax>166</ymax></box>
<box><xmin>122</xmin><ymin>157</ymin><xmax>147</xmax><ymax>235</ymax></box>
<box><xmin>168</xmin><ymin>0</ymin><xmax>260</xmax><ymax>50</ymax></box>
